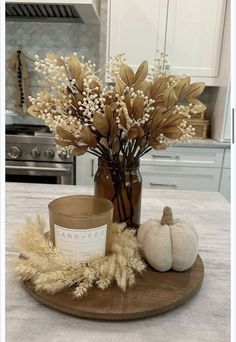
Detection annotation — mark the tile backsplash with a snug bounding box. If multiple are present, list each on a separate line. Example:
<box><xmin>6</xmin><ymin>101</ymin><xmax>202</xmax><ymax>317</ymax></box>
<box><xmin>6</xmin><ymin>20</ymin><xmax>101</xmax><ymax>122</ymax></box>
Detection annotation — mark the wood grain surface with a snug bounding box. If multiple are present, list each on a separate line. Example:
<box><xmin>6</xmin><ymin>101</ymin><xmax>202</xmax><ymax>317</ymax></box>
<box><xmin>22</xmin><ymin>255</ymin><xmax>204</xmax><ymax>321</ymax></box>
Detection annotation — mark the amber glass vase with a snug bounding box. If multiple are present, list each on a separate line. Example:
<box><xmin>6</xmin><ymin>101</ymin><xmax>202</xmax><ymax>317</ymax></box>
<box><xmin>94</xmin><ymin>158</ymin><xmax>142</xmax><ymax>229</ymax></box>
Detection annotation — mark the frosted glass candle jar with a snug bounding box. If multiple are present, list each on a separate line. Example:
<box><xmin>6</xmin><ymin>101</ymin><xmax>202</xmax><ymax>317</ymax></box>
<box><xmin>48</xmin><ymin>195</ymin><xmax>113</xmax><ymax>262</ymax></box>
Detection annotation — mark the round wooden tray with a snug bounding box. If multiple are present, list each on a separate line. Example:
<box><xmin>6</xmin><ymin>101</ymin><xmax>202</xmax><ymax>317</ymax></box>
<box><xmin>22</xmin><ymin>254</ymin><xmax>204</xmax><ymax>320</ymax></box>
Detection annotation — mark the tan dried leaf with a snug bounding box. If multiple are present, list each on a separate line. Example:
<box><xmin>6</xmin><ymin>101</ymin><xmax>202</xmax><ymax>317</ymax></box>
<box><xmin>161</xmin><ymin>107</ymin><xmax>175</xmax><ymax>117</ymax></box>
<box><xmin>133</xmin><ymin>61</ymin><xmax>148</xmax><ymax>84</ymax></box>
<box><xmin>77</xmin><ymin>72</ymin><xmax>85</xmax><ymax>92</ymax></box>
<box><xmin>116</xmin><ymin>79</ymin><xmax>125</xmax><ymax>95</ymax></box>
<box><xmin>100</xmin><ymin>137</ymin><xmax>109</xmax><ymax>149</ymax></box>
<box><xmin>187</xmin><ymin>97</ymin><xmax>207</xmax><ymax>112</ymax></box>
<box><xmin>162</xmin><ymin>126</ymin><xmax>183</xmax><ymax>139</ymax></box>
<box><xmin>162</xmin><ymin>114</ymin><xmax>183</xmax><ymax>128</ymax></box>
<box><xmin>112</xmin><ymin>137</ymin><xmax>120</xmax><ymax>155</ymax></box>
<box><xmin>109</xmin><ymin>122</ymin><xmax>118</xmax><ymax>144</ymax></box>
<box><xmin>137</xmin><ymin>126</ymin><xmax>145</xmax><ymax>137</ymax></box>
<box><xmin>54</xmin><ymin>139</ymin><xmax>74</xmax><ymax>147</ymax></box>
<box><xmin>175</xmin><ymin>77</ymin><xmax>190</xmax><ymax>98</ymax></box>
<box><xmin>104</xmin><ymin>105</ymin><xmax>114</xmax><ymax>124</ymax></box>
<box><xmin>151</xmin><ymin>110</ymin><xmax>165</xmax><ymax>130</ymax></box>
<box><xmin>46</xmin><ymin>53</ymin><xmax>64</xmax><ymax>66</ymax></box>
<box><xmin>93</xmin><ymin>112</ymin><xmax>109</xmax><ymax>137</ymax></box>
<box><xmin>150</xmin><ymin>77</ymin><xmax>168</xmax><ymax>100</ymax></box>
<box><xmin>72</xmin><ymin>92</ymin><xmax>83</xmax><ymax>107</ymax></box>
<box><xmin>132</xmin><ymin>97</ymin><xmax>144</xmax><ymax>120</ymax></box>
<box><xmin>187</xmin><ymin>82</ymin><xmax>205</xmax><ymax>98</ymax></box>
<box><xmin>150</xmin><ymin>107</ymin><xmax>166</xmax><ymax>120</ymax></box>
<box><xmin>109</xmin><ymin>102</ymin><xmax>118</xmax><ymax>111</ymax></box>
<box><xmin>105</xmin><ymin>93</ymin><xmax>116</xmax><ymax>105</ymax></box>
<box><xmin>71</xmin><ymin>145</ymin><xmax>88</xmax><ymax>156</ymax></box>
<box><xmin>127</xmin><ymin>126</ymin><xmax>138</xmax><ymax>139</ymax></box>
<box><xmin>80</xmin><ymin>126</ymin><xmax>97</xmax><ymax>148</ymax></box>
<box><xmin>163</xmin><ymin>88</ymin><xmax>178</xmax><ymax>109</ymax></box>
<box><xmin>119</xmin><ymin>110</ymin><xmax>127</xmax><ymax>128</ymax></box>
<box><xmin>133</xmin><ymin>80</ymin><xmax>148</xmax><ymax>92</ymax></box>
<box><xmin>120</xmin><ymin>63</ymin><xmax>135</xmax><ymax>86</ymax></box>
<box><xmin>90</xmin><ymin>80</ymin><xmax>100</xmax><ymax>94</ymax></box>
<box><xmin>150</xmin><ymin>141</ymin><xmax>167</xmax><ymax>150</ymax></box>
<box><xmin>154</xmin><ymin>95</ymin><xmax>165</xmax><ymax>105</ymax></box>
<box><xmin>68</xmin><ymin>55</ymin><xmax>81</xmax><ymax>80</ymax></box>
<box><xmin>56</xmin><ymin>127</ymin><xmax>76</xmax><ymax>142</ymax></box>
<box><xmin>27</xmin><ymin>105</ymin><xmax>41</xmax><ymax>117</ymax></box>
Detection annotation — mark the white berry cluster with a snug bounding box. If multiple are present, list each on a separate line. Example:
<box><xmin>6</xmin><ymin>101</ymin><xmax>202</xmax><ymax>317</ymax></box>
<box><xmin>106</xmin><ymin>53</ymin><xmax>126</xmax><ymax>82</ymax></box>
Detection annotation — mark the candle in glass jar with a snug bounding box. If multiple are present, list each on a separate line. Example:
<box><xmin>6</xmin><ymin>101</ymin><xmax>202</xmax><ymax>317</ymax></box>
<box><xmin>48</xmin><ymin>195</ymin><xmax>113</xmax><ymax>262</ymax></box>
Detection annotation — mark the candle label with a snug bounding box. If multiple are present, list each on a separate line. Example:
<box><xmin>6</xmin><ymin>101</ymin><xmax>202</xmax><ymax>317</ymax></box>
<box><xmin>54</xmin><ymin>224</ymin><xmax>107</xmax><ymax>262</ymax></box>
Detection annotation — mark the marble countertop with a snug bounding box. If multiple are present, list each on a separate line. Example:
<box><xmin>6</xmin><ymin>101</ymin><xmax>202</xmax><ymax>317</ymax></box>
<box><xmin>6</xmin><ymin>183</ymin><xmax>230</xmax><ymax>342</ymax></box>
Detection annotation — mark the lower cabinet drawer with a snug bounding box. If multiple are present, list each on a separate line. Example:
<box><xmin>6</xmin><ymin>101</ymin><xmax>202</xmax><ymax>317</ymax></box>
<box><xmin>142</xmin><ymin>147</ymin><xmax>224</xmax><ymax>168</ymax></box>
<box><xmin>223</xmin><ymin>149</ymin><xmax>230</xmax><ymax>168</ymax></box>
<box><xmin>219</xmin><ymin>168</ymin><xmax>231</xmax><ymax>202</ymax></box>
<box><xmin>140</xmin><ymin>165</ymin><xmax>221</xmax><ymax>191</ymax></box>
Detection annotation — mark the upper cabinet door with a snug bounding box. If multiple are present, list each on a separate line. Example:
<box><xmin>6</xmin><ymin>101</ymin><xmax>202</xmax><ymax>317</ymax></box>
<box><xmin>165</xmin><ymin>0</ymin><xmax>227</xmax><ymax>81</ymax></box>
<box><xmin>107</xmin><ymin>0</ymin><xmax>168</xmax><ymax>73</ymax></box>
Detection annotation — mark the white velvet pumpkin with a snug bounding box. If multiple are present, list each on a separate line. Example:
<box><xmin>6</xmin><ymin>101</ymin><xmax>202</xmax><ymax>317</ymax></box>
<box><xmin>137</xmin><ymin>207</ymin><xmax>199</xmax><ymax>272</ymax></box>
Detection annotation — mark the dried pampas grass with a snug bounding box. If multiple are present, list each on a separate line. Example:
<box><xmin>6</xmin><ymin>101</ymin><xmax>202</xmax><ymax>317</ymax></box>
<box><xmin>15</xmin><ymin>216</ymin><xmax>146</xmax><ymax>299</ymax></box>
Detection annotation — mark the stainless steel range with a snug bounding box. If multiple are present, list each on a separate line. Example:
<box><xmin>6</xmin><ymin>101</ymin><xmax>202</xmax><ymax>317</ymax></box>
<box><xmin>6</xmin><ymin>124</ymin><xmax>75</xmax><ymax>185</ymax></box>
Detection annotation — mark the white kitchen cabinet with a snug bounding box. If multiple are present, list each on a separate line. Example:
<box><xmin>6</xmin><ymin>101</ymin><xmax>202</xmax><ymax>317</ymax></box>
<box><xmin>165</xmin><ymin>0</ymin><xmax>226</xmax><ymax>82</ymax></box>
<box><xmin>76</xmin><ymin>154</ymin><xmax>98</xmax><ymax>186</ymax></box>
<box><xmin>211</xmin><ymin>85</ymin><xmax>231</xmax><ymax>142</ymax></box>
<box><xmin>222</xmin><ymin>148</ymin><xmax>230</xmax><ymax>168</ymax></box>
<box><xmin>140</xmin><ymin>146</ymin><xmax>228</xmax><ymax>193</ymax></box>
<box><xmin>141</xmin><ymin>165</ymin><xmax>221</xmax><ymax>191</ymax></box>
<box><xmin>107</xmin><ymin>0</ymin><xmax>227</xmax><ymax>85</ymax></box>
<box><xmin>211</xmin><ymin>1</ymin><xmax>231</xmax><ymax>141</ymax></box>
<box><xmin>107</xmin><ymin>0</ymin><xmax>167</xmax><ymax>73</ymax></box>
<box><xmin>220</xmin><ymin>168</ymin><xmax>230</xmax><ymax>202</ymax></box>
<box><xmin>219</xmin><ymin>149</ymin><xmax>231</xmax><ymax>201</ymax></box>
<box><xmin>142</xmin><ymin>147</ymin><xmax>224</xmax><ymax>168</ymax></box>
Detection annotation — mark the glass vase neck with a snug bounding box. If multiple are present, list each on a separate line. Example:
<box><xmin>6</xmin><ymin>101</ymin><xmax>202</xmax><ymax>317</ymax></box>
<box><xmin>98</xmin><ymin>158</ymin><xmax>140</xmax><ymax>170</ymax></box>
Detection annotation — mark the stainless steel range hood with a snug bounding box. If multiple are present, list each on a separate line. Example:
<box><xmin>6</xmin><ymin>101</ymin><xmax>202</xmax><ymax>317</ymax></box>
<box><xmin>6</xmin><ymin>0</ymin><xmax>100</xmax><ymax>24</ymax></box>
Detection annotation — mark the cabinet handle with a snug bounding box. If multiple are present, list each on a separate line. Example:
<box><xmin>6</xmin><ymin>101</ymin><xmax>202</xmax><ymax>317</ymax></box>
<box><xmin>152</xmin><ymin>155</ymin><xmax>180</xmax><ymax>159</ymax></box>
<box><xmin>91</xmin><ymin>159</ymin><xmax>94</xmax><ymax>177</ymax></box>
<box><xmin>150</xmin><ymin>182</ymin><xmax>177</xmax><ymax>188</ymax></box>
<box><xmin>6</xmin><ymin>165</ymin><xmax>70</xmax><ymax>173</ymax></box>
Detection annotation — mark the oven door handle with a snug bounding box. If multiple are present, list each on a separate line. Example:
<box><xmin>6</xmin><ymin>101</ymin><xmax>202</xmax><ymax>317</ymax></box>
<box><xmin>6</xmin><ymin>165</ymin><xmax>70</xmax><ymax>173</ymax></box>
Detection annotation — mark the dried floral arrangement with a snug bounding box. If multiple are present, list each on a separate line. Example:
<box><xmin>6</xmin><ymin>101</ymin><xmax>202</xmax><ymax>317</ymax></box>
<box><xmin>27</xmin><ymin>52</ymin><xmax>206</xmax><ymax>226</ymax></box>
<box><xmin>15</xmin><ymin>216</ymin><xmax>146</xmax><ymax>298</ymax></box>
<box><xmin>27</xmin><ymin>52</ymin><xmax>206</xmax><ymax>160</ymax></box>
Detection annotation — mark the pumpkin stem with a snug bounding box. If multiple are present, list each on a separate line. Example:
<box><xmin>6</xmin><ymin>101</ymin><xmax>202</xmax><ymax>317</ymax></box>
<box><xmin>161</xmin><ymin>206</ymin><xmax>174</xmax><ymax>225</ymax></box>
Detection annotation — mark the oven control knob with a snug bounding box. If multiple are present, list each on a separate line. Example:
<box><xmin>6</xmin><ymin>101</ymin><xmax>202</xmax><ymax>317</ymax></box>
<box><xmin>58</xmin><ymin>150</ymin><xmax>69</xmax><ymax>160</ymax></box>
<box><xmin>31</xmin><ymin>147</ymin><xmax>40</xmax><ymax>159</ymax></box>
<box><xmin>8</xmin><ymin>146</ymin><xmax>21</xmax><ymax>159</ymax></box>
<box><xmin>45</xmin><ymin>149</ymin><xmax>54</xmax><ymax>159</ymax></box>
